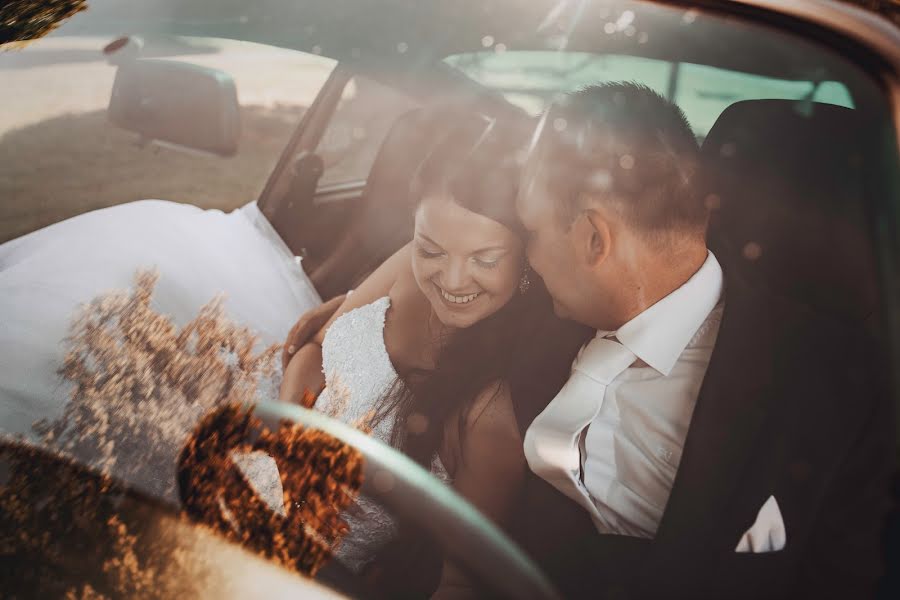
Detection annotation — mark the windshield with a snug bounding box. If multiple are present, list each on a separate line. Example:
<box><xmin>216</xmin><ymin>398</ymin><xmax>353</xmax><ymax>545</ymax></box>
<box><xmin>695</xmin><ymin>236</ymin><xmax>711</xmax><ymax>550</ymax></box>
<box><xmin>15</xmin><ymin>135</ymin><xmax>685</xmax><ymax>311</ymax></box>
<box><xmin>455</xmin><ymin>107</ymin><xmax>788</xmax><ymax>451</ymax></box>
<box><xmin>2</xmin><ymin>1</ymin><xmax>898</xmax><ymax>599</ymax></box>
<box><xmin>446</xmin><ymin>50</ymin><xmax>854</xmax><ymax>137</ymax></box>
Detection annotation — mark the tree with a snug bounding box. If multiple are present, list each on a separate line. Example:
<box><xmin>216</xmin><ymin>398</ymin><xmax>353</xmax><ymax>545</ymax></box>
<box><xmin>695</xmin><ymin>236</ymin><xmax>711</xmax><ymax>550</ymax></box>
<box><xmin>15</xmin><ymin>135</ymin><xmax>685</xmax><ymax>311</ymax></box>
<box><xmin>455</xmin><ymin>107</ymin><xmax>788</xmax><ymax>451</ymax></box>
<box><xmin>0</xmin><ymin>0</ymin><xmax>87</xmax><ymax>46</ymax></box>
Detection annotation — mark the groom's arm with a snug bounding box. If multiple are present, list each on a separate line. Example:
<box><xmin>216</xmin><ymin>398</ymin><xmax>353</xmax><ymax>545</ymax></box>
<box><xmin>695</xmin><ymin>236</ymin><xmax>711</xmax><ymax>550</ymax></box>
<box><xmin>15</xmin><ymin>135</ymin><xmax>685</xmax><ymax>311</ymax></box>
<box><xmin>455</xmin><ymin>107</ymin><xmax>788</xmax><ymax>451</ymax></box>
<box><xmin>280</xmin><ymin>343</ymin><xmax>325</xmax><ymax>405</ymax></box>
<box><xmin>792</xmin><ymin>345</ymin><xmax>895</xmax><ymax>598</ymax></box>
<box><xmin>282</xmin><ymin>294</ymin><xmax>345</xmax><ymax>368</ymax></box>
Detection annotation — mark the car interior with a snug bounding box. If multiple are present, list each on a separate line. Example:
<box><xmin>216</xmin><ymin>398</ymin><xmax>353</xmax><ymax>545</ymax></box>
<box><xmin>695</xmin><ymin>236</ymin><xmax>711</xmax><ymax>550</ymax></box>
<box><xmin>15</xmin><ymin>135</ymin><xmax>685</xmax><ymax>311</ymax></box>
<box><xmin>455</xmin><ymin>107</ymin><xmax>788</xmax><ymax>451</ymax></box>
<box><xmin>251</xmin><ymin>2</ymin><xmax>899</xmax><ymax>592</ymax></box>
<box><xmin>3</xmin><ymin>0</ymin><xmax>899</xmax><ymax>597</ymax></box>
<box><xmin>257</xmin><ymin>3</ymin><xmax>894</xmax><ymax>325</ymax></box>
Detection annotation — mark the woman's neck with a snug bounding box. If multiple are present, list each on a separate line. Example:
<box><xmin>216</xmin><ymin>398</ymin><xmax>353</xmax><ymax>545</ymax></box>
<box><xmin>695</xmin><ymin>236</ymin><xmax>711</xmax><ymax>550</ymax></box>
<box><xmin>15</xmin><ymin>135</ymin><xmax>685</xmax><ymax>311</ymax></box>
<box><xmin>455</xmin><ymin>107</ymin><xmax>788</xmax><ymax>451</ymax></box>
<box><xmin>387</xmin><ymin>284</ymin><xmax>457</xmax><ymax>374</ymax></box>
<box><xmin>421</xmin><ymin>306</ymin><xmax>456</xmax><ymax>366</ymax></box>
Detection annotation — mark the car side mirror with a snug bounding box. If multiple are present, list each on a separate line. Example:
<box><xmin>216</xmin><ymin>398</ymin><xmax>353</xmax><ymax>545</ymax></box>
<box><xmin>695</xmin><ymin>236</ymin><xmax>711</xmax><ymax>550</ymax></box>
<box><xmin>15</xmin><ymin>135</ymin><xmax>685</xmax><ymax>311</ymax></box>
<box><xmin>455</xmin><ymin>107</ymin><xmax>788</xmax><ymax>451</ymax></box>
<box><xmin>108</xmin><ymin>58</ymin><xmax>240</xmax><ymax>157</ymax></box>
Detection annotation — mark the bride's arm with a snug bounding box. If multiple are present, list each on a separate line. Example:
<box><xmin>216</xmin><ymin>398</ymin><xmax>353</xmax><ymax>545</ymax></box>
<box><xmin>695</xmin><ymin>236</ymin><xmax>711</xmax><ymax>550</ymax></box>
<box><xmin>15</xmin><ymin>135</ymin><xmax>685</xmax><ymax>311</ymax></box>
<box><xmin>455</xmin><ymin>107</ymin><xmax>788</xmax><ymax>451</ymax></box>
<box><xmin>432</xmin><ymin>381</ymin><xmax>526</xmax><ymax>599</ymax></box>
<box><xmin>279</xmin><ymin>243</ymin><xmax>412</xmax><ymax>404</ymax></box>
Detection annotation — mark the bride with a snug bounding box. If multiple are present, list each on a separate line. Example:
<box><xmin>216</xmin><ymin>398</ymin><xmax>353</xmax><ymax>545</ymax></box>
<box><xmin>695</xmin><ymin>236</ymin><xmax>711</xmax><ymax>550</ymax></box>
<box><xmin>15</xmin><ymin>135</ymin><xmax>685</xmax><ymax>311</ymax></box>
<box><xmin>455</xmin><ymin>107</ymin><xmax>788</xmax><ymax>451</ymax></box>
<box><xmin>280</xmin><ymin>112</ymin><xmax>551</xmax><ymax>594</ymax></box>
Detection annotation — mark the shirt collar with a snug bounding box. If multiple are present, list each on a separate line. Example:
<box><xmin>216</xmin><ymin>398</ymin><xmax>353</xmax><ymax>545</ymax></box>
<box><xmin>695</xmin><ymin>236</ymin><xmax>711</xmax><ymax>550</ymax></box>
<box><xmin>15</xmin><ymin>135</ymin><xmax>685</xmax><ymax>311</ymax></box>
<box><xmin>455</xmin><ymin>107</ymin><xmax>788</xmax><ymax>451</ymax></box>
<box><xmin>600</xmin><ymin>250</ymin><xmax>723</xmax><ymax>376</ymax></box>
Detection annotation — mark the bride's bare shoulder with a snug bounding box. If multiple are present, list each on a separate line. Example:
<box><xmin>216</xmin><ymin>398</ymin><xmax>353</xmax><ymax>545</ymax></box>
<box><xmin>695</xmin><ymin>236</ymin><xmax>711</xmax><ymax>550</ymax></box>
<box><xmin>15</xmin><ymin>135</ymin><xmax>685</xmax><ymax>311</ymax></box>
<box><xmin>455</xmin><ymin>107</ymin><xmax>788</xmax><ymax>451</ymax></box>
<box><xmin>313</xmin><ymin>243</ymin><xmax>413</xmax><ymax>343</ymax></box>
<box><xmin>382</xmin><ymin>249</ymin><xmax>435</xmax><ymax>364</ymax></box>
<box><xmin>386</xmin><ymin>244</ymin><xmax>435</xmax><ymax>320</ymax></box>
<box><xmin>356</xmin><ymin>242</ymin><xmax>412</xmax><ymax>305</ymax></box>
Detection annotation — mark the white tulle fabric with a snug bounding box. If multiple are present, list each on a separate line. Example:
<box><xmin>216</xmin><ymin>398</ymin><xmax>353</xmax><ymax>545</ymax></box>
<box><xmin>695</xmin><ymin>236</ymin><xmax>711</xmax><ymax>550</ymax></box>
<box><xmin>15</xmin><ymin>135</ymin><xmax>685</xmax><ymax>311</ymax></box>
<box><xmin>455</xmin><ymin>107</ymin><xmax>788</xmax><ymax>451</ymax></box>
<box><xmin>0</xmin><ymin>200</ymin><xmax>322</xmax><ymax>436</ymax></box>
<box><xmin>316</xmin><ymin>296</ymin><xmax>450</xmax><ymax>572</ymax></box>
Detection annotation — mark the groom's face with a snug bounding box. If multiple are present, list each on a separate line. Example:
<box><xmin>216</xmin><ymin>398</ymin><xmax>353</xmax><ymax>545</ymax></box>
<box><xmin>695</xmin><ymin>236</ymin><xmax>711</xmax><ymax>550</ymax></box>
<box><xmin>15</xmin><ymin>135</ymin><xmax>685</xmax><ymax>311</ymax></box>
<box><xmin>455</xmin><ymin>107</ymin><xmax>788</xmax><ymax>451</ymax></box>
<box><xmin>517</xmin><ymin>168</ymin><xmax>594</xmax><ymax>324</ymax></box>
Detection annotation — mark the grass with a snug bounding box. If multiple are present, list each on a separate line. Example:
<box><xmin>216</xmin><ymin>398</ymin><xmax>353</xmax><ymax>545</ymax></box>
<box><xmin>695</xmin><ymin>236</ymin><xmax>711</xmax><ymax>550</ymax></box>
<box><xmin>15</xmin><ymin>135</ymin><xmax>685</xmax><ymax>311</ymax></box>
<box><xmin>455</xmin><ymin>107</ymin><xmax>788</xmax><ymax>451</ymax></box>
<box><xmin>0</xmin><ymin>103</ymin><xmax>305</xmax><ymax>244</ymax></box>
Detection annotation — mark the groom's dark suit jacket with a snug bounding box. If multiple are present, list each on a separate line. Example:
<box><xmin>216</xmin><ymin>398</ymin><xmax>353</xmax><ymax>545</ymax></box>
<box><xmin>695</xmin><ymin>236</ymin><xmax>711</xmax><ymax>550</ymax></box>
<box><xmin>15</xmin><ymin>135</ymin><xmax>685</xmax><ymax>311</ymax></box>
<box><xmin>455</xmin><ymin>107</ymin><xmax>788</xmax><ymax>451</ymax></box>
<box><xmin>508</xmin><ymin>264</ymin><xmax>896</xmax><ymax>600</ymax></box>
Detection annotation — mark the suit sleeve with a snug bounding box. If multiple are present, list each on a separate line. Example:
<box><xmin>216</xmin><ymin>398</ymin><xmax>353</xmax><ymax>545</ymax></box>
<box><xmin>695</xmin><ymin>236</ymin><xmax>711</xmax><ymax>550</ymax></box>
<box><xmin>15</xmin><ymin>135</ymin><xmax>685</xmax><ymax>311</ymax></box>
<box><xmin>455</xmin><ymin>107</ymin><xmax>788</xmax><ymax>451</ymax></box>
<box><xmin>792</xmin><ymin>347</ymin><xmax>896</xmax><ymax>598</ymax></box>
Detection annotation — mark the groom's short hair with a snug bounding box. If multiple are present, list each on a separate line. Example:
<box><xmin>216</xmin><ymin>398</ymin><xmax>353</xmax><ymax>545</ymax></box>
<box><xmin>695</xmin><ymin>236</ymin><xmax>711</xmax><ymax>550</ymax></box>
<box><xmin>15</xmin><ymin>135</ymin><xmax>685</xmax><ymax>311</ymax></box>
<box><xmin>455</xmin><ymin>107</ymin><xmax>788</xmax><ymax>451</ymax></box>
<box><xmin>538</xmin><ymin>82</ymin><xmax>706</xmax><ymax>239</ymax></box>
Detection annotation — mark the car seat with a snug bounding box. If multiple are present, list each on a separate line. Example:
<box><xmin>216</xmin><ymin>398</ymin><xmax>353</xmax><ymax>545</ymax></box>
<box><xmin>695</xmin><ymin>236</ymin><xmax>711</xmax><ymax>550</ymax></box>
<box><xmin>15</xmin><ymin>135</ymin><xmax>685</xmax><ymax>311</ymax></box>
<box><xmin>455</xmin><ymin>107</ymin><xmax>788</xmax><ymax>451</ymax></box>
<box><xmin>700</xmin><ymin>98</ymin><xmax>880</xmax><ymax>328</ymax></box>
<box><xmin>306</xmin><ymin>107</ymin><xmax>430</xmax><ymax>298</ymax></box>
<box><xmin>313</xmin><ymin>101</ymin><xmax>525</xmax><ymax>297</ymax></box>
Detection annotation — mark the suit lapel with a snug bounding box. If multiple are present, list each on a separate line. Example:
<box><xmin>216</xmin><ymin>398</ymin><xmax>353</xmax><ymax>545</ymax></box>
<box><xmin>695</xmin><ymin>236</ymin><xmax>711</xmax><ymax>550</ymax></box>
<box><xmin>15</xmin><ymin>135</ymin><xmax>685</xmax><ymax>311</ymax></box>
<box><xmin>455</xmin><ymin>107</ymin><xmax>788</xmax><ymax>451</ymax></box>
<box><xmin>651</xmin><ymin>266</ymin><xmax>777</xmax><ymax>553</ymax></box>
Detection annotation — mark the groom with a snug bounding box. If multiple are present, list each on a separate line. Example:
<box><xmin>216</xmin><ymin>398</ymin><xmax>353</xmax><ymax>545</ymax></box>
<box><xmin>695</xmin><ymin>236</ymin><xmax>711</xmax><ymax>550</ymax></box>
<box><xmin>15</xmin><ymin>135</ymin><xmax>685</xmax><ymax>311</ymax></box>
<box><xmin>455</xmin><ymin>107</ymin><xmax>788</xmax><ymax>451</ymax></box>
<box><xmin>283</xmin><ymin>83</ymin><xmax>894</xmax><ymax>597</ymax></box>
<box><xmin>505</xmin><ymin>83</ymin><xmax>893</xmax><ymax>599</ymax></box>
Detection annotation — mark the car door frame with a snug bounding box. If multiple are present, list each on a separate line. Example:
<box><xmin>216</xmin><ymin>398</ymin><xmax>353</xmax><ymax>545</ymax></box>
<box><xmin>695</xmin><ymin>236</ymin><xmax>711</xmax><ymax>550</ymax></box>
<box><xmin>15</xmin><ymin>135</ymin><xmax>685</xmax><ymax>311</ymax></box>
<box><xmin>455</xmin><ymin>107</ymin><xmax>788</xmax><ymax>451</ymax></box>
<box><xmin>256</xmin><ymin>63</ymin><xmax>352</xmax><ymax>252</ymax></box>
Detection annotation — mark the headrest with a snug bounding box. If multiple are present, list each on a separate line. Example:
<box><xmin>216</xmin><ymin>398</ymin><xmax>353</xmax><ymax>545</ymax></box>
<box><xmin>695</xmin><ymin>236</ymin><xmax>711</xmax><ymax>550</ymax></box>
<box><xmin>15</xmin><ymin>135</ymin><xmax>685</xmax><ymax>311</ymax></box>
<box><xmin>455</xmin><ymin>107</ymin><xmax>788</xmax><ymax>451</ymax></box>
<box><xmin>359</xmin><ymin>108</ymin><xmax>430</xmax><ymax>259</ymax></box>
<box><xmin>701</xmin><ymin>99</ymin><xmax>878</xmax><ymax>326</ymax></box>
<box><xmin>357</xmin><ymin>103</ymin><xmax>524</xmax><ymax>265</ymax></box>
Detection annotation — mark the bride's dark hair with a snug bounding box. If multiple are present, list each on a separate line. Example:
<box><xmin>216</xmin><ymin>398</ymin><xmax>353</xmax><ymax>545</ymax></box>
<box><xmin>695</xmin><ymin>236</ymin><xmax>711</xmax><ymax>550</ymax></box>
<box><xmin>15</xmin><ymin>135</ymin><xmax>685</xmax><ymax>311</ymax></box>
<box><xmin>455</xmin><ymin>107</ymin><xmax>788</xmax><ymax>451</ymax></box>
<box><xmin>373</xmin><ymin>110</ymin><xmax>553</xmax><ymax>469</ymax></box>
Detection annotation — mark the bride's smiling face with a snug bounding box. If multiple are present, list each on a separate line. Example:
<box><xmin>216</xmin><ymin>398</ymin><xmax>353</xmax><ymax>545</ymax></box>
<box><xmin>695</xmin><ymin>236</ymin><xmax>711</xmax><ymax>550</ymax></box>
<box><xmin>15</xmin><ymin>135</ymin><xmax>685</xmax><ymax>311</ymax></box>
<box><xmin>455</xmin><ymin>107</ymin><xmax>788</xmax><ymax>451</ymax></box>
<box><xmin>412</xmin><ymin>194</ymin><xmax>525</xmax><ymax>330</ymax></box>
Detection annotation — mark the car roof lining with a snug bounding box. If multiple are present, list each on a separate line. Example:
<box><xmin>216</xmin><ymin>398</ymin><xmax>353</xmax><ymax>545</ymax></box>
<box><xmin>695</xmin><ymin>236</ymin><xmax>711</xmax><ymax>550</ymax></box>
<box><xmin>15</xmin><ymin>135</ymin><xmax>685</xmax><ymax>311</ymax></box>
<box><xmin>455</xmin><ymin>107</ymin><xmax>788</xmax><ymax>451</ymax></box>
<box><xmin>340</xmin><ymin>57</ymin><xmax>532</xmax><ymax>120</ymax></box>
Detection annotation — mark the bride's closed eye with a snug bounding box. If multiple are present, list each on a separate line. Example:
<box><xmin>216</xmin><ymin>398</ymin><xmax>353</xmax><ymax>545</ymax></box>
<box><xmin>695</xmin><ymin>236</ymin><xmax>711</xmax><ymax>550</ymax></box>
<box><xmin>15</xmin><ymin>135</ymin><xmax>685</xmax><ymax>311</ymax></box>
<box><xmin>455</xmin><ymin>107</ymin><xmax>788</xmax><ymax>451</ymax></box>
<box><xmin>416</xmin><ymin>244</ymin><xmax>444</xmax><ymax>259</ymax></box>
<box><xmin>473</xmin><ymin>256</ymin><xmax>501</xmax><ymax>269</ymax></box>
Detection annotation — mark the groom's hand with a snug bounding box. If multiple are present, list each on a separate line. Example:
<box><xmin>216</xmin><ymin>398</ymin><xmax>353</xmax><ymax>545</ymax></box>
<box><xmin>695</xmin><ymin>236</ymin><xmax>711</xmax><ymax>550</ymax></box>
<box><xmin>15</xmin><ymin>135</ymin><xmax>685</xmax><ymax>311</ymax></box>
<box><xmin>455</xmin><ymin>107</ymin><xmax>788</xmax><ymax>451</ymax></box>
<box><xmin>282</xmin><ymin>294</ymin><xmax>346</xmax><ymax>369</ymax></box>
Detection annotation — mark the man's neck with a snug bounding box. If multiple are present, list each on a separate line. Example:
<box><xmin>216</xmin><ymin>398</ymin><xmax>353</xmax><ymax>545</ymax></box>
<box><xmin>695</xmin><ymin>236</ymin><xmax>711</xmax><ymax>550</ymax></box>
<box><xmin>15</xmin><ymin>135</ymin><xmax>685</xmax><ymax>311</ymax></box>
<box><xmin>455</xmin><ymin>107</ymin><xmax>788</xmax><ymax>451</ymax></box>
<box><xmin>607</xmin><ymin>242</ymin><xmax>709</xmax><ymax>330</ymax></box>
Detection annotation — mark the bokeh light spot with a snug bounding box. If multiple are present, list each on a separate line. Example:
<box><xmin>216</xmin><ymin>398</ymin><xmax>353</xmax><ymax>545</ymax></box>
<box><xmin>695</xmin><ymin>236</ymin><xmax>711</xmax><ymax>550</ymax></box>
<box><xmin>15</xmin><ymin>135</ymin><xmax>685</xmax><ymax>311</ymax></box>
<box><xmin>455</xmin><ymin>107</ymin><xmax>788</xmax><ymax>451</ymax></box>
<box><xmin>704</xmin><ymin>193</ymin><xmax>721</xmax><ymax>211</ymax></box>
<box><xmin>373</xmin><ymin>470</ymin><xmax>395</xmax><ymax>493</ymax></box>
<box><xmin>407</xmin><ymin>413</ymin><xmax>428</xmax><ymax>435</ymax></box>
<box><xmin>742</xmin><ymin>242</ymin><xmax>763</xmax><ymax>261</ymax></box>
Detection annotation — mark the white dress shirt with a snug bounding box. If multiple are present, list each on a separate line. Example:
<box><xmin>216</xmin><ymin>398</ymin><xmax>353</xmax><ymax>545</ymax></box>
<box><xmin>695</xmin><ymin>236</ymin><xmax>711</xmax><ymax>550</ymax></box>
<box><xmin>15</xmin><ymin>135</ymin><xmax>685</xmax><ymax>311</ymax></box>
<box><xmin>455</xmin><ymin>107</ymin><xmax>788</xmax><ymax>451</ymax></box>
<box><xmin>525</xmin><ymin>251</ymin><xmax>724</xmax><ymax>538</ymax></box>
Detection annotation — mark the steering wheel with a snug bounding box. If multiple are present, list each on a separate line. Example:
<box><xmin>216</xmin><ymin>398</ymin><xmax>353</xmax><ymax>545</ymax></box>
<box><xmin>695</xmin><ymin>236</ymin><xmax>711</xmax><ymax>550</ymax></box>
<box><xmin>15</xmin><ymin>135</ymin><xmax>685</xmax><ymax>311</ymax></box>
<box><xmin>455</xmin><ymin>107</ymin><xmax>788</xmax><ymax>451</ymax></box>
<box><xmin>252</xmin><ymin>401</ymin><xmax>561</xmax><ymax>600</ymax></box>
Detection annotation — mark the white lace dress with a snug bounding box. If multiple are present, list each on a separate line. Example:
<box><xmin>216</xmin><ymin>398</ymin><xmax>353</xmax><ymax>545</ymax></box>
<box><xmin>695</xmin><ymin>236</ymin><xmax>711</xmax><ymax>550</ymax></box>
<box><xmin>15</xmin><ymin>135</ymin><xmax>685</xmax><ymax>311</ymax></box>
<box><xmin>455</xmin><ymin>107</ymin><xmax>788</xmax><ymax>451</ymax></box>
<box><xmin>316</xmin><ymin>296</ymin><xmax>451</xmax><ymax>572</ymax></box>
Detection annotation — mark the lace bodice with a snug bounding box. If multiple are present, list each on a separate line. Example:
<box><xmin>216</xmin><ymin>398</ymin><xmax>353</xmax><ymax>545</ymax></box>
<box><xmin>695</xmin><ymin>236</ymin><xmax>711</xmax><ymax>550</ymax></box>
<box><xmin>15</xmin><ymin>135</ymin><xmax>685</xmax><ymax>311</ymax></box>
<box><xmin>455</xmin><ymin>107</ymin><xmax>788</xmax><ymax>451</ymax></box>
<box><xmin>316</xmin><ymin>297</ymin><xmax>398</xmax><ymax>437</ymax></box>
<box><xmin>316</xmin><ymin>296</ymin><xmax>450</xmax><ymax>572</ymax></box>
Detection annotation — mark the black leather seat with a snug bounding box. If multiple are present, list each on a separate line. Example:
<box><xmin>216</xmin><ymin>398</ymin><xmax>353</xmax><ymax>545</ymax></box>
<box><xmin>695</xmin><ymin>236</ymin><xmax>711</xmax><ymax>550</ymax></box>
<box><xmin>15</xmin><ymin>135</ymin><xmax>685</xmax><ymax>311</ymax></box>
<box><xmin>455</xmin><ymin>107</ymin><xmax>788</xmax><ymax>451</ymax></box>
<box><xmin>356</xmin><ymin>107</ymin><xmax>430</xmax><ymax>267</ymax></box>
<box><xmin>700</xmin><ymin>99</ymin><xmax>879</xmax><ymax>328</ymax></box>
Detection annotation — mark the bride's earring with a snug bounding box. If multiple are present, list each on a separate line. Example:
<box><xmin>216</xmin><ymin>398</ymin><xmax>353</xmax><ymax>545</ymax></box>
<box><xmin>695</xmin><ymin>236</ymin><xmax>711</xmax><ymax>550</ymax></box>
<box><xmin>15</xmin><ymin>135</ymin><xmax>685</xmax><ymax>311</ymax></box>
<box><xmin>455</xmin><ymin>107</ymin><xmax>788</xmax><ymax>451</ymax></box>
<box><xmin>519</xmin><ymin>267</ymin><xmax>531</xmax><ymax>294</ymax></box>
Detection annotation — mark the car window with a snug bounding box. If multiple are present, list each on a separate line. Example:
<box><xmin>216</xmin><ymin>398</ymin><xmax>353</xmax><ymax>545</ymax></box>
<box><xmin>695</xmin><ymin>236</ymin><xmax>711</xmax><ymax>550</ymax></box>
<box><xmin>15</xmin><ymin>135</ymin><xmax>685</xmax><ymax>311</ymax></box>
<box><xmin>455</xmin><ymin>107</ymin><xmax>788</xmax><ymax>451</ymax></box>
<box><xmin>315</xmin><ymin>75</ymin><xmax>419</xmax><ymax>188</ymax></box>
<box><xmin>674</xmin><ymin>63</ymin><xmax>854</xmax><ymax>137</ymax></box>
<box><xmin>2</xmin><ymin>0</ymin><xmax>898</xmax><ymax>599</ymax></box>
<box><xmin>0</xmin><ymin>35</ymin><xmax>336</xmax><ymax>243</ymax></box>
<box><xmin>445</xmin><ymin>51</ymin><xmax>673</xmax><ymax>114</ymax></box>
<box><xmin>445</xmin><ymin>51</ymin><xmax>854</xmax><ymax>138</ymax></box>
